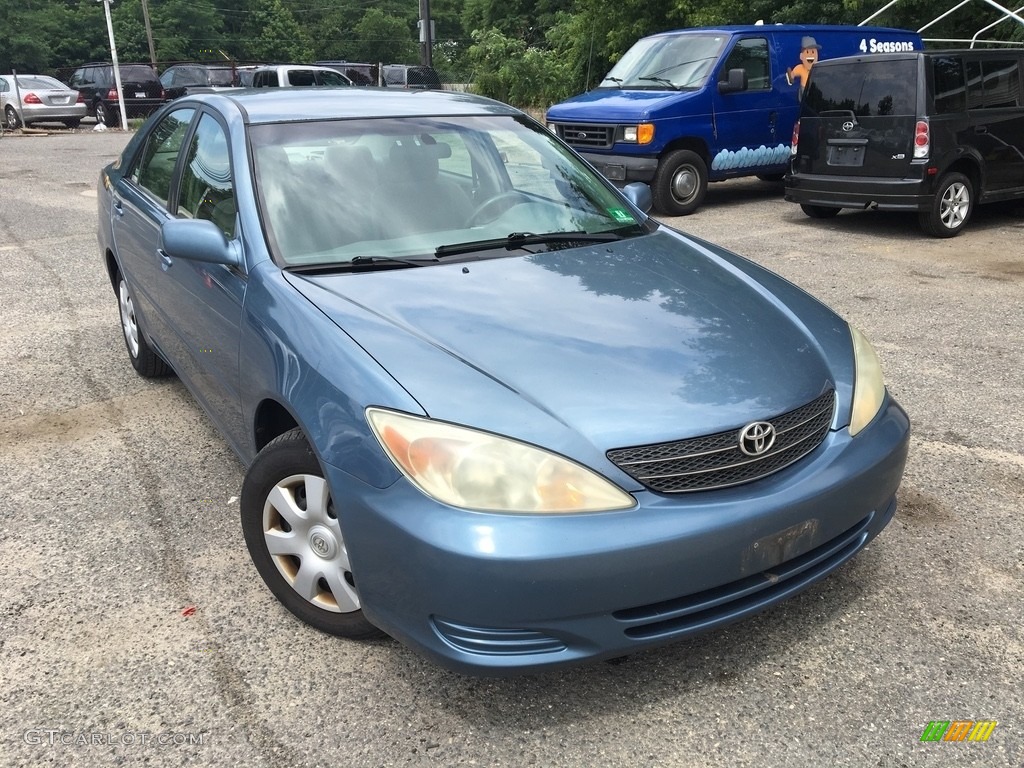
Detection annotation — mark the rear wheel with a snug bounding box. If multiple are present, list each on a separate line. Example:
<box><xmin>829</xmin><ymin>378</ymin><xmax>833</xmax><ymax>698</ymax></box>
<box><xmin>800</xmin><ymin>203</ymin><xmax>841</xmax><ymax>219</ymax></box>
<box><xmin>117</xmin><ymin>275</ymin><xmax>171</xmax><ymax>377</ymax></box>
<box><xmin>920</xmin><ymin>172</ymin><xmax>973</xmax><ymax>238</ymax></box>
<box><xmin>652</xmin><ymin>150</ymin><xmax>708</xmax><ymax>216</ymax></box>
<box><xmin>4</xmin><ymin>105</ymin><xmax>21</xmax><ymax>130</ymax></box>
<box><xmin>241</xmin><ymin>429</ymin><xmax>384</xmax><ymax>639</ymax></box>
<box><xmin>96</xmin><ymin>101</ymin><xmax>116</xmax><ymax>127</ymax></box>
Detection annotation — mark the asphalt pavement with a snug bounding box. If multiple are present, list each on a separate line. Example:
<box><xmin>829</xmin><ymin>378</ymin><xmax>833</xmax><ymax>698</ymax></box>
<box><xmin>0</xmin><ymin>127</ymin><xmax>1021</xmax><ymax>767</ymax></box>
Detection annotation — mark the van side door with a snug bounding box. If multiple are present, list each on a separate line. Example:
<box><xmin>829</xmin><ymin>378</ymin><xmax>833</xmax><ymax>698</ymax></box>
<box><xmin>966</xmin><ymin>55</ymin><xmax>1024</xmax><ymax>194</ymax></box>
<box><xmin>710</xmin><ymin>37</ymin><xmax>789</xmax><ymax>176</ymax></box>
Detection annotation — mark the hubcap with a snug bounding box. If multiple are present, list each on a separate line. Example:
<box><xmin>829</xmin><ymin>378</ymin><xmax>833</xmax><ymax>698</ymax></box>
<box><xmin>262</xmin><ymin>473</ymin><xmax>359</xmax><ymax>613</ymax></box>
<box><xmin>939</xmin><ymin>182</ymin><xmax>969</xmax><ymax>229</ymax></box>
<box><xmin>118</xmin><ymin>280</ymin><xmax>140</xmax><ymax>358</ymax></box>
<box><xmin>671</xmin><ymin>166</ymin><xmax>698</xmax><ymax>203</ymax></box>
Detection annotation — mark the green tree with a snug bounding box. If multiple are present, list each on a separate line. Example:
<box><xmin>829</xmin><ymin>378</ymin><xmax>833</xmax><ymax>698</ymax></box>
<box><xmin>350</xmin><ymin>9</ymin><xmax>418</xmax><ymax>65</ymax></box>
<box><xmin>242</xmin><ymin>0</ymin><xmax>314</xmax><ymax>62</ymax></box>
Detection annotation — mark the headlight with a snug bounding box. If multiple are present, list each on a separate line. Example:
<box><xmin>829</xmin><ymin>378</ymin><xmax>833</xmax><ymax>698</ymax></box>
<box><xmin>622</xmin><ymin>124</ymin><xmax>655</xmax><ymax>144</ymax></box>
<box><xmin>366</xmin><ymin>408</ymin><xmax>635</xmax><ymax>513</ymax></box>
<box><xmin>849</xmin><ymin>325</ymin><xmax>886</xmax><ymax>436</ymax></box>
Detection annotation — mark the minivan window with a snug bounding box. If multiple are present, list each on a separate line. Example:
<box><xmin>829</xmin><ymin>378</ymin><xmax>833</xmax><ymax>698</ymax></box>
<box><xmin>804</xmin><ymin>59</ymin><xmax>917</xmax><ymax>116</ymax></box>
<box><xmin>932</xmin><ymin>56</ymin><xmax>966</xmax><ymax>114</ymax></box>
<box><xmin>967</xmin><ymin>58</ymin><xmax>1021</xmax><ymax>109</ymax></box>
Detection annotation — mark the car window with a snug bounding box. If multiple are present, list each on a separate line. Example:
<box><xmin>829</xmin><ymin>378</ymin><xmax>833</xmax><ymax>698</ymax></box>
<box><xmin>967</xmin><ymin>58</ymin><xmax>1022</xmax><ymax>109</ymax></box>
<box><xmin>316</xmin><ymin>70</ymin><xmax>350</xmax><ymax>86</ymax></box>
<box><xmin>288</xmin><ymin>70</ymin><xmax>317</xmax><ymax>86</ymax></box>
<box><xmin>720</xmin><ymin>38</ymin><xmax>770</xmax><ymax>90</ymax></box>
<box><xmin>932</xmin><ymin>55</ymin><xmax>966</xmax><ymax>114</ymax></box>
<box><xmin>176</xmin><ymin>113</ymin><xmax>236</xmax><ymax>239</ymax></box>
<box><xmin>130</xmin><ymin>108</ymin><xmax>196</xmax><ymax>206</ymax></box>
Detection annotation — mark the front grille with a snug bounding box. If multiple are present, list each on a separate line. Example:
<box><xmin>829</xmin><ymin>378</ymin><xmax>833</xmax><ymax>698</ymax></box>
<box><xmin>608</xmin><ymin>389</ymin><xmax>835</xmax><ymax>493</ymax></box>
<box><xmin>554</xmin><ymin>123</ymin><xmax>615</xmax><ymax>149</ymax></box>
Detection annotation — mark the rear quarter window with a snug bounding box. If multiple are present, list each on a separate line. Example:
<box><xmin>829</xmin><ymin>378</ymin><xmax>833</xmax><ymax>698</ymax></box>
<box><xmin>805</xmin><ymin>60</ymin><xmax>918</xmax><ymax>117</ymax></box>
<box><xmin>932</xmin><ymin>56</ymin><xmax>966</xmax><ymax>114</ymax></box>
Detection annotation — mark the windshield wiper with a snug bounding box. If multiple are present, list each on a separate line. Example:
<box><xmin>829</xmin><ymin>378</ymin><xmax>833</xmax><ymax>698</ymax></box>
<box><xmin>285</xmin><ymin>255</ymin><xmax>438</xmax><ymax>274</ymax></box>
<box><xmin>637</xmin><ymin>76</ymin><xmax>678</xmax><ymax>90</ymax></box>
<box><xmin>601</xmin><ymin>76</ymin><xmax>624</xmax><ymax>87</ymax></box>
<box><xmin>435</xmin><ymin>231</ymin><xmax>627</xmax><ymax>258</ymax></box>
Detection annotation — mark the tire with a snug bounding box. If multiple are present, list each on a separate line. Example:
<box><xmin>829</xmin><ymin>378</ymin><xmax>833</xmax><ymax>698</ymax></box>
<box><xmin>652</xmin><ymin>149</ymin><xmax>708</xmax><ymax>216</ymax></box>
<box><xmin>919</xmin><ymin>172</ymin><xmax>973</xmax><ymax>238</ymax></box>
<box><xmin>800</xmin><ymin>203</ymin><xmax>841</xmax><ymax>219</ymax></box>
<box><xmin>240</xmin><ymin>429</ymin><xmax>383</xmax><ymax>640</ymax></box>
<box><xmin>5</xmin><ymin>105</ymin><xmax>21</xmax><ymax>130</ymax></box>
<box><xmin>117</xmin><ymin>275</ymin><xmax>171</xmax><ymax>377</ymax></box>
<box><xmin>96</xmin><ymin>101</ymin><xmax>116</xmax><ymax>127</ymax></box>
<box><xmin>63</xmin><ymin>119</ymin><xmax>82</xmax><ymax>129</ymax></box>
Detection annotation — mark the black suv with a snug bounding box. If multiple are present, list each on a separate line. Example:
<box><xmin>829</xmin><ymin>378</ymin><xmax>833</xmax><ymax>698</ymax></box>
<box><xmin>160</xmin><ymin>64</ymin><xmax>238</xmax><ymax>100</ymax></box>
<box><xmin>786</xmin><ymin>49</ymin><xmax>1024</xmax><ymax>237</ymax></box>
<box><xmin>68</xmin><ymin>63</ymin><xmax>165</xmax><ymax>126</ymax></box>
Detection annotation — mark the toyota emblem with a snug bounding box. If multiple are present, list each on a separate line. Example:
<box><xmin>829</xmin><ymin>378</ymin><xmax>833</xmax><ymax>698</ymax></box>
<box><xmin>739</xmin><ymin>421</ymin><xmax>776</xmax><ymax>456</ymax></box>
<box><xmin>842</xmin><ymin>121</ymin><xmax>855</xmax><ymax>132</ymax></box>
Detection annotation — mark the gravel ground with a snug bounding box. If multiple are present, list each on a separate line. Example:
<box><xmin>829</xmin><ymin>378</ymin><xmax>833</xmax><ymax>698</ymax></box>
<box><xmin>0</xmin><ymin>126</ymin><xmax>1021</xmax><ymax>767</ymax></box>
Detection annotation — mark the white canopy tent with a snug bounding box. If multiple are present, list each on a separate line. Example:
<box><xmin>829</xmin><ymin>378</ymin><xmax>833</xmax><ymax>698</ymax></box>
<box><xmin>862</xmin><ymin>0</ymin><xmax>1024</xmax><ymax>46</ymax></box>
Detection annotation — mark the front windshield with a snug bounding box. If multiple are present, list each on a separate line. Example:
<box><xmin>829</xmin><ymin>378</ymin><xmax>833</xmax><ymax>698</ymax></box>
<box><xmin>601</xmin><ymin>33</ymin><xmax>727</xmax><ymax>90</ymax></box>
<box><xmin>250</xmin><ymin>115</ymin><xmax>648</xmax><ymax>268</ymax></box>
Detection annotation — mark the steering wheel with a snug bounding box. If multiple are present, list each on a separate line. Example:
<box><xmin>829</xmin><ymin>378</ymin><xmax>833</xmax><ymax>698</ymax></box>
<box><xmin>468</xmin><ymin>191</ymin><xmax>533</xmax><ymax>227</ymax></box>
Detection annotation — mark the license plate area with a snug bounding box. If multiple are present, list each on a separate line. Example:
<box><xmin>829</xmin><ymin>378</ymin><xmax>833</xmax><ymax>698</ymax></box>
<box><xmin>826</xmin><ymin>141</ymin><xmax>867</xmax><ymax>167</ymax></box>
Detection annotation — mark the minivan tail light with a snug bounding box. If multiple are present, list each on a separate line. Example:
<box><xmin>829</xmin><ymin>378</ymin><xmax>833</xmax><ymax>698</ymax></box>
<box><xmin>76</xmin><ymin>91</ymin><xmax>85</xmax><ymax>103</ymax></box>
<box><xmin>106</xmin><ymin>88</ymin><xmax>119</xmax><ymax>101</ymax></box>
<box><xmin>791</xmin><ymin>119</ymin><xmax>800</xmax><ymax>155</ymax></box>
<box><xmin>913</xmin><ymin>119</ymin><xmax>929</xmax><ymax>159</ymax></box>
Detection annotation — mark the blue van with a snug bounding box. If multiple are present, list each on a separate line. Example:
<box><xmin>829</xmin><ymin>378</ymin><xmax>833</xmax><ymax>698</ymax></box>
<box><xmin>546</xmin><ymin>24</ymin><xmax>922</xmax><ymax>215</ymax></box>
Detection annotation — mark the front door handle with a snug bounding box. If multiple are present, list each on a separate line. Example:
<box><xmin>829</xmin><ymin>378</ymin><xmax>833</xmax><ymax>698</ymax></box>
<box><xmin>158</xmin><ymin>249</ymin><xmax>173</xmax><ymax>271</ymax></box>
<box><xmin>112</xmin><ymin>198</ymin><xmax>124</xmax><ymax>216</ymax></box>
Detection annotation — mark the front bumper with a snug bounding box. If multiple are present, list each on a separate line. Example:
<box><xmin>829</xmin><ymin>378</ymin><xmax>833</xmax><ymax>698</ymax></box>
<box><xmin>328</xmin><ymin>398</ymin><xmax>910</xmax><ymax>675</ymax></box>
<box><xmin>579</xmin><ymin>151</ymin><xmax>659</xmax><ymax>184</ymax></box>
<box><xmin>785</xmin><ymin>172</ymin><xmax>933</xmax><ymax>212</ymax></box>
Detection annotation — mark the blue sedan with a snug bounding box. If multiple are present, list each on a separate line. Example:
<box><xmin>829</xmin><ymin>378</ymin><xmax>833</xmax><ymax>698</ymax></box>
<box><xmin>98</xmin><ymin>88</ymin><xmax>909</xmax><ymax>675</ymax></box>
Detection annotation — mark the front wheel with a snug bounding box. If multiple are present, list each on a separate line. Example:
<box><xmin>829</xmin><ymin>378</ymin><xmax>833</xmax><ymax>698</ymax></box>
<box><xmin>652</xmin><ymin>150</ymin><xmax>708</xmax><ymax>216</ymax></box>
<box><xmin>920</xmin><ymin>172</ymin><xmax>973</xmax><ymax>238</ymax></box>
<box><xmin>240</xmin><ymin>429</ymin><xmax>383</xmax><ymax>639</ymax></box>
<box><xmin>5</xmin><ymin>105</ymin><xmax>21</xmax><ymax>130</ymax></box>
<box><xmin>800</xmin><ymin>203</ymin><xmax>841</xmax><ymax>219</ymax></box>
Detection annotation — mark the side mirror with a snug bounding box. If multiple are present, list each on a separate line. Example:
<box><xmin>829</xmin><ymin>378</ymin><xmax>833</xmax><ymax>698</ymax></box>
<box><xmin>160</xmin><ymin>218</ymin><xmax>240</xmax><ymax>267</ymax></box>
<box><xmin>621</xmin><ymin>182</ymin><xmax>652</xmax><ymax>214</ymax></box>
<box><xmin>718</xmin><ymin>68</ymin><xmax>748</xmax><ymax>94</ymax></box>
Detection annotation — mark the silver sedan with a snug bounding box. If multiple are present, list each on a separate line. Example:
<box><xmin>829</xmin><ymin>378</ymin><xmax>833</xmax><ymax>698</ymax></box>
<box><xmin>1</xmin><ymin>74</ymin><xmax>87</xmax><ymax>129</ymax></box>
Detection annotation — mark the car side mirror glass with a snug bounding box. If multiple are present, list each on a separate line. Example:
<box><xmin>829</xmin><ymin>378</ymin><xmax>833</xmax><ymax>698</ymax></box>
<box><xmin>160</xmin><ymin>219</ymin><xmax>240</xmax><ymax>267</ymax></box>
<box><xmin>621</xmin><ymin>182</ymin><xmax>653</xmax><ymax>214</ymax></box>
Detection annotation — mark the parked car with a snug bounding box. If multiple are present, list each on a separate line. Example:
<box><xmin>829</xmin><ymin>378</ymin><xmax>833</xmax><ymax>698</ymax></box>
<box><xmin>381</xmin><ymin>64</ymin><xmax>443</xmax><ymax>89</ymax></box>
<box><xmin>249</xmin><ymin>65</ymin><xmax>352</xmax><ymax>88</ymax></box>
<box><xmin>160</xmin><ymin>63</ymin><xmax>239</xmax><ymax>100</ymax></box>
<box><xmin>786</xmin><ymin>48</ymin><xmax>1024</xmax><ymax>237</ymax></box>
<box><xmin>68</xmin><ymin>62</ymin><xmax>165</xmax><ymax>126</ymax></box>
<box><xmin>545</xmin><ymin>25</ymin><xmax>922</xmax><ymax>215</ymax></box>
<box><xmin>1</xmin><ymin>74</ymin><xmax>87</xmax><ymax>129</ymax></box>
<box><xmin>98</xmin><ymin>88</ymin><xmax>909</xmax><ymax>675</ymax></box>
<box><xmin>315</xmin><ymin>61</ymin><xmax>380</xmax><ymax>86</ymax></box>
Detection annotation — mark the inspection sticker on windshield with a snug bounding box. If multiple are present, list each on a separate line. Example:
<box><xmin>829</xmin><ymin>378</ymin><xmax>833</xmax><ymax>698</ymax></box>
<box><xmin>608</xmin><ymin>207</ymin><xmax>634</xmax><ymax>223</ymax></box>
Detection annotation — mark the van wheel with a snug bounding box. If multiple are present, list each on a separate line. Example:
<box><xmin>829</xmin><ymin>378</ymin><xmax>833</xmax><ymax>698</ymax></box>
<box><xmin>920</xmin><ymin>173</ymin><xmax>972</xmax><ymax>238</ymax></box>
<box><xmin>653</xmin><ymin>150</ymin><xmax>707</xmax><ymax>216</ymax></box>
<box><xmin>800</xmin><ymin>204</ymin><xmax>841</xmax><ymax>219</ymax></box>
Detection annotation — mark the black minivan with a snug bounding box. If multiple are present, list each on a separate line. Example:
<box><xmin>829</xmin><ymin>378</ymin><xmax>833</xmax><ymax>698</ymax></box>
<box><xmin>786</xmin><ymin>49</ymin><xmax>1024</xmax><ymax>237</ymax></box>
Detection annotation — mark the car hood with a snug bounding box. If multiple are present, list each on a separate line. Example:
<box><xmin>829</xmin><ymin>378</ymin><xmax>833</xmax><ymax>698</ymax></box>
<box><xmin>546</xmin><ymin>89</ymin><xmax>695</xmax><ymax>123</ymax></box>
<box><xmin>285</xmin><ymin>231</ymin><xmax>840</xmax><ymax>453</ymax></box>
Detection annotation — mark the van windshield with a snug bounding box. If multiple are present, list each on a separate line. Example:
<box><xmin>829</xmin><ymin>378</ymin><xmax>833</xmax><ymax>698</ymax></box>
<box><xmin>600</xmin><ymin>34</ymin><xmax>727</xmax><ymax>90</ymax></box>
<box><xmin>804</xmin><ymin>59</ymin><xmax>918</xmax><ymax>117</ymax></box>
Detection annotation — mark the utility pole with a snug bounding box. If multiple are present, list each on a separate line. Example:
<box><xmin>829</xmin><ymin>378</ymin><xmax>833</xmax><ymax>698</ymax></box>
<box><xmin>418</xmin><ymin>0</ymin><xmax>433</xmax><ymax>68</ymax></box>
<box><xmin>140</xmin><ymin>0</ymin><xmax>157</xmax><ymax>67</ymax></box>
<box><xmin>97</xmin><ymin>0</ymin><xmax>128</xmax><ymax>130</ymax></box>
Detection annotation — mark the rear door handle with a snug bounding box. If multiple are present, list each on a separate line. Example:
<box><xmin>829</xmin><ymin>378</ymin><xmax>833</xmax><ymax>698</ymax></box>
<box><xmin>975</xmin><ymin>125</ymin><xmax>988</xmax><ymax>134</ymax></box>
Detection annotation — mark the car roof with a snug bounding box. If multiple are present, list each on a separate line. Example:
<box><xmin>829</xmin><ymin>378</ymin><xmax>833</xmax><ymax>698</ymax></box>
<box><xmin>200</xmin><ymin>88</ymin><xmax>522</xmax><ymax>124</ymax></box>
